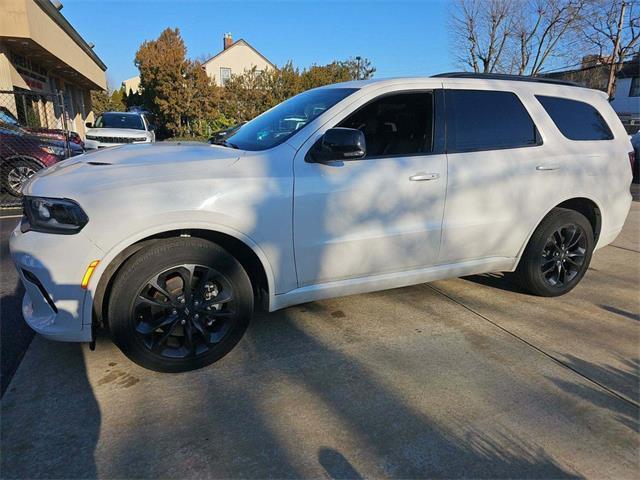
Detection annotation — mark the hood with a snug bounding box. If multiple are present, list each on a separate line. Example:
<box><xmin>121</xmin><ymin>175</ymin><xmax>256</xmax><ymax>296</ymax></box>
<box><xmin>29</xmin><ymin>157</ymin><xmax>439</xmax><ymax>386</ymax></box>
<box><xmin>86</xmin><ymin>127</ymin><xmax>149</xmax><ymax>138</ymax></box>
<box><xmin>24</xmin><ymin>142</ymin><xmax>242</xmax><ymax>197</ymax></box>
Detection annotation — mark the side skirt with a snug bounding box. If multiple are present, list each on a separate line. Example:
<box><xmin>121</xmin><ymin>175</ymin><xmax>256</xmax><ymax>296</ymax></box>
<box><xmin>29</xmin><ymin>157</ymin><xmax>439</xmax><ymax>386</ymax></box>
<box><xmin>269</xmin><ymin>256</ymin><xmax>517</xmax><ymax>311</ymax></box>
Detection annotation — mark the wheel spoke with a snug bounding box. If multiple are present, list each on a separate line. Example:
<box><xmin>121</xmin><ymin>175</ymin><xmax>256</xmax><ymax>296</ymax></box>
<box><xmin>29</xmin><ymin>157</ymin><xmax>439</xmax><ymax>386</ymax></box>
<box><xmin>136</xmin><ymin>294</ymin><xmax>172</xmax><ymax>308</ymax></box>
<box><xmin>136</xmin><ymin>313</ymin><xmax>177</xmax><ymax>335</ymax></box>
<box><xmin>183</xmin><ymin>322</ymin><xmax>196</xmax><ymax>357</ymax></box>
<box><xmin>567</xmin><ymin>229</ymin><xmax>583</xmax><ymax>249</ymax></box>
<box><xmin>154</xmin><ymin>320</ymin><xmax>180</xmax><ymax>350</ymax></box>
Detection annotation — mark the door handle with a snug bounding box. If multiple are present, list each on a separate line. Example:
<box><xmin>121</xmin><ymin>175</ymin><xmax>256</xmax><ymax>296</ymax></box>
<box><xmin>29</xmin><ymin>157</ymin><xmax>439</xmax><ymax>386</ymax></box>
<box><xmin>536</xmin><ymin>164</ymin><xmax>560</xmax><ymax>171</ymax></box>
<box><xmin>409</xmin><ymin>173</ymin><xmax>440</xmax><ymax>181</ymax></box>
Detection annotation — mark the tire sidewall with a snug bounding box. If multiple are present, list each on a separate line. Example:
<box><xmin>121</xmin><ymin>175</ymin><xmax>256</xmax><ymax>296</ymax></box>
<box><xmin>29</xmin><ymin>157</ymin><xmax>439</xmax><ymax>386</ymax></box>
<box><xmin>521</xmin><ymin>209</ymin><xmax>594</xmax><ymax>297</ymax></box>
<box><xmin>108</xmin><ymin>238</ymin><xmax>253</xmax><ymax>372</ymax></box>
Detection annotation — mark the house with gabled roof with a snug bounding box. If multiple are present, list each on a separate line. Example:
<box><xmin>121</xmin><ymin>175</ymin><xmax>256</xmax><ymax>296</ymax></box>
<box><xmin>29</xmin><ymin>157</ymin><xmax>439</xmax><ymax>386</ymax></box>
<box><xmin>202</xmin><ymin>33</ymin><xmax>275</xmax><ymax>86</ymax></box>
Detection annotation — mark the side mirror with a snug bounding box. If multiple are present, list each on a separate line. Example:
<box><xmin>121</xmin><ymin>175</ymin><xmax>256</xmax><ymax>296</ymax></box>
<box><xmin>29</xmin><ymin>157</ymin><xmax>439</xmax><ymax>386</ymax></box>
<box><xmin>85</xmin><ymin>122</ymin><xmax>92</xmax><ymax>128</ymax></box>
<box><xmin>308</xmin><ymin>128</ymin><xmax>366</xmax><ymax>162</ymax></box>
<box><xmin>148</xmin><ymin>124</ymin><xmax>156</xmax><ymax>131</ymax></box>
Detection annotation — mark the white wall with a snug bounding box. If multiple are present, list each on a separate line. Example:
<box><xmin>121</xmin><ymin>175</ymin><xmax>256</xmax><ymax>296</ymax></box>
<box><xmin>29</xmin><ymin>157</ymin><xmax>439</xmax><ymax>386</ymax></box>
<box><xmin>610</xmin><ymin>77</ymin><xmax>640</xmax><ymax>115</ymax></box>
<box><xmin>203</xmin><ymin>42</ymin><xmax>272</xmax><ymax>86</ymax></box>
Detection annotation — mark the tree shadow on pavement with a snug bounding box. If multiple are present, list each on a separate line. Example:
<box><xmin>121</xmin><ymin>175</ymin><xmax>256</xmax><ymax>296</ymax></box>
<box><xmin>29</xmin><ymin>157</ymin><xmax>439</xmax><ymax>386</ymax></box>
<box><xmin>1</xmin><ymin>341</ymin><xmax>100</xmax><ymax>479</ymax></box>
<box><xmin>547</xmin><ymin>354</ymin><xmax>639</xmax><ymax>433</ymax></box>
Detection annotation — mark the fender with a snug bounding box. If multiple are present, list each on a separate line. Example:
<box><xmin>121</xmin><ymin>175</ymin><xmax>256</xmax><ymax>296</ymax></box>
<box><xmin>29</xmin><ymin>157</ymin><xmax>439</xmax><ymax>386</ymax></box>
<box><xmin>4</xmin><ymin>155</ymin><xmax>46</xmax><ymax>169</ymax></box>
<box><xmin>513</xmin><ymin>193</ymin><xmax>604</xmax><ymax>268</ymax></box>
<box><xmin>81</xmin><ymin>219</ymin><xmax>278</xmax><ymax>326</ymax></box>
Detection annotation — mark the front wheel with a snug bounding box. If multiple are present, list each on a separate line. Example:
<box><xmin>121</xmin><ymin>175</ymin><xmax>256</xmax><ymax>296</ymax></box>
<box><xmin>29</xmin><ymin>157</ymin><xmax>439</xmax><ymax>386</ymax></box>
<box><xmin>108</xmin><ymin>238</ymin><xmax>253</xmax><ymax>372</ymax></box>
<box><xmin>516</xmin><ymin>208</ymin><xmax>594</xmax><ymax>297</ymax></box>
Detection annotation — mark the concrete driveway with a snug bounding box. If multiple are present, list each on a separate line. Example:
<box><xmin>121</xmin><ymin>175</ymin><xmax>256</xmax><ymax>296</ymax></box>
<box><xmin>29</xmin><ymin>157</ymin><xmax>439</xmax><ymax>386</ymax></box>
<box><xmin>2</xmin><ymin>202</ymin><xmax>638</xmax><ymax>479</ymax></box>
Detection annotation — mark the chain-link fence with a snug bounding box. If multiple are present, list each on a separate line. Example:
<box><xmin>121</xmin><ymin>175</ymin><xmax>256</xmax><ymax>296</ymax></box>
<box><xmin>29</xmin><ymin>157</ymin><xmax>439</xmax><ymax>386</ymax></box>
<box><xmin>0</xmin><ymin>89</ymin><xmax>84</xmax><ymax>207</ymax></box>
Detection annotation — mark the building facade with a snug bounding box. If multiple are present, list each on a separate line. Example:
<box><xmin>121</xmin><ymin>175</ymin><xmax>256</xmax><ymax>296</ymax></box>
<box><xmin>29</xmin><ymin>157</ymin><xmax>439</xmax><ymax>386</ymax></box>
<box><xmin>122</xmin><ymin>75</ymin><xmax>140</xmax><ymax>95</ymax></box>
<box><xmin>0</xmin><ymin>0</ymin><xmax>107</xmax><ymax>137</ymax></box>
<box><xmin>203</xmin><ymin>34</ymin><xmax>274</xmax><ymax>86</ymax></box>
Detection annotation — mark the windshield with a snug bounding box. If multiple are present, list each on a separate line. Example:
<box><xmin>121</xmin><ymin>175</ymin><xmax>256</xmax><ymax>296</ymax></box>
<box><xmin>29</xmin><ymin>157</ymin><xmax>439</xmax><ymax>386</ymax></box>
<box><xmin>95</xmin><ymin>113</ymin><xmax>145</xmax><ymax>130</ymax></box>
<box><xmin>225</xmin><ymin>88</ymin><xmax>358</xmax><ymax>151</ymax></box>
<box><xmin>0</xmin><ymin>110</ymin><xmax>19</xmax><ymax>126</ymax></box>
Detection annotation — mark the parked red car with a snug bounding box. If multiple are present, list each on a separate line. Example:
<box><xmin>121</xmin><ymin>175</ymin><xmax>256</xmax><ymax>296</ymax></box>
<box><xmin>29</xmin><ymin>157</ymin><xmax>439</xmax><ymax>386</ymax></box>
<box><xmin>0</xmin><ymin>107</ymin><xmax>84</xmax><ymax>148</ymax></box>
<box><xmin>0</xmin><ymin>124</ymin><xmax>84</xmax><ymax>197</ymax></box>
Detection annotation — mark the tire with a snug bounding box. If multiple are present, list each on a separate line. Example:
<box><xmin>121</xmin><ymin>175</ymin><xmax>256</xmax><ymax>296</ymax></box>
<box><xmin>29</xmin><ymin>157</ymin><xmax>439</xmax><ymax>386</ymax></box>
<box><xmin>1</xmin><ymin>158</ymin><xmax>41</xmax><ymax>197</ymax></box>
<box><xmin>515</xmin><ymin>208</ymin><xmax>594</xmax><ymax>297</ymax></box>
<box><xmin>108</xmin><ymin>238</ymin><xmax>253</xmax><ymax>372</ymax></box>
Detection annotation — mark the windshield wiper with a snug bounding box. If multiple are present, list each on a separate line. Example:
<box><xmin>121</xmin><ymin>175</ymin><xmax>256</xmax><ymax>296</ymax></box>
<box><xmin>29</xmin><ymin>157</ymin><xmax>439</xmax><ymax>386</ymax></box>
<box><xmin>212</xmin><ymin>139</ymin><xmax>239</xmax><ymax>149</ymax></box>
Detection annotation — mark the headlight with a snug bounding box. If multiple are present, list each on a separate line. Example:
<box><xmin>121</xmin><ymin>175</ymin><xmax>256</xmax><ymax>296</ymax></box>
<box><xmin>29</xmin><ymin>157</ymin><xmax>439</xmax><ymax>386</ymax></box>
<box><xmin>40</xmin><ymin>145</ymin><xmax>66</xmax><ymax>156</ymax></box>
<box><xmin>21</xmin><ymin>197</ymin><xmax>89</xmax><ymax>235</ymax></box>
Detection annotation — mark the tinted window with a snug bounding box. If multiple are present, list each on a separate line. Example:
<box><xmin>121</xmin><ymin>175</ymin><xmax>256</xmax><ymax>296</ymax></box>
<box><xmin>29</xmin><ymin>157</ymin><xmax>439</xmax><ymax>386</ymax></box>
<box><xmin>536</xmin><ymin>95</ymin><xmax>613</xmax><ymax>141</ymax></box>
<box><xmin>337</xmin><ymin>92</ymin><xmax>434</xmax><ymax>157</ymax></box>
<box><xmin>95</xmin><ymin>113</ymin><xmax>145</xmax><ymax>130</ymax></box>
<box><xmin>446</xmin><ymin>90</ymin><xmax>539</xmax><ymax>152</ymax></box>
<box><xmin>226</xmin><ymin>88</ymin><xmax>357</xmax><ymax>151</ymax></box>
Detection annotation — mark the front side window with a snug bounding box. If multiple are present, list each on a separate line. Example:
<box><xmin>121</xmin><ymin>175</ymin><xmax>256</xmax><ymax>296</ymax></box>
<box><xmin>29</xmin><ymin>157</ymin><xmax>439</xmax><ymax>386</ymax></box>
<box><xmin>220</xmin><ymin>67</ymin><xmax>232</xmax><ymax>86</ymax></box>
<box><xmin>336</xmin><ymin>92</ymin><xmax>434</xmax><ymax>157</ymax></box>
<box><xmin>225</xmin><ymin>87</ymin><xmax>358</xmax><ymax>151</ymax></box>
<box><xmin>95</xmin><ymin>113</ymin><xmax>145</xmax><ymax>130</ymax></box>
<box><xmin>446</xmin><ymin>90</ymin><xmax>539</xmax><ymax>153</ymax></box>
<box><xmin>536</xmin><ymin>95</ymin><xmax>613</xmax><ymax>141</ymax></box>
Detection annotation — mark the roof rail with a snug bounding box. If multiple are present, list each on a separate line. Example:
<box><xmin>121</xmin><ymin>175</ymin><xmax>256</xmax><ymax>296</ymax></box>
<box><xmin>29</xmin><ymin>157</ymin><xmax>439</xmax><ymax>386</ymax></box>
<box><xmin>431</xmin><ymin>72</ymin><xmax>582</xmax><ymax>87</ymax></box>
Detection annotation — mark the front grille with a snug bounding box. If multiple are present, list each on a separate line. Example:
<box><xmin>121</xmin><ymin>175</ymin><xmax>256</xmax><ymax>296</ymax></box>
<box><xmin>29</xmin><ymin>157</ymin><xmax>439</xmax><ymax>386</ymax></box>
<box><xmin>86</xmin><ymin>136</ymin><xmax>146</xmax><ymax>144</ymax></box>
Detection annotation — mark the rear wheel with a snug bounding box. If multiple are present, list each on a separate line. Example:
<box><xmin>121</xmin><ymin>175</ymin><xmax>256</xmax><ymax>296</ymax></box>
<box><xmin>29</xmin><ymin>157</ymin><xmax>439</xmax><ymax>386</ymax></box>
<box><xmin>1</xmin><ymin>158</ymin><xmax>41</xmax><ymax>197</ymax></box>
<box><xmin>108</xmin><ymin>238</ymin><xmax>253</xmax><ymax>372</ymax></box>
<box><xmin>516</xmin><ymin>208</ymin><xmax>594</xmax><ymax>297</ymax></box>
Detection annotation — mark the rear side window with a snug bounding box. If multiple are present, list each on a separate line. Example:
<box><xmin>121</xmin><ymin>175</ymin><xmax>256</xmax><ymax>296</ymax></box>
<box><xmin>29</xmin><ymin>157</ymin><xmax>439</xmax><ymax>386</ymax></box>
<box><xmin>536</xmin><ymin>95</ymin><xmax>613</xmax><ymax>141</ymax></box>
<box><xmin>445</xmin><ymin>90</ymin><xmax>539</xmax><ymax>152</ymax></box>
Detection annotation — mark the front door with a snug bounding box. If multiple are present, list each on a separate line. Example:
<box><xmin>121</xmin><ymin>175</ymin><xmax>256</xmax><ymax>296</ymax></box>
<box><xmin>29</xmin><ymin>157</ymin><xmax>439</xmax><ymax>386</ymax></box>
<box><xmin>293</xmin><ymin>90</ymin><xmax>447</xmax><ymax>287</ymax></box>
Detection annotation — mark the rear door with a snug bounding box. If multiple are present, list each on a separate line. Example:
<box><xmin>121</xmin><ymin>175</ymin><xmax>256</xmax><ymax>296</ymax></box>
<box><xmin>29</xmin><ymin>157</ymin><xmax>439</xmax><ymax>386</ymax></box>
<box><xmin>438</xmin><ymin>87</ymin><xmax>547</xmax><ymax>264</ymax></box>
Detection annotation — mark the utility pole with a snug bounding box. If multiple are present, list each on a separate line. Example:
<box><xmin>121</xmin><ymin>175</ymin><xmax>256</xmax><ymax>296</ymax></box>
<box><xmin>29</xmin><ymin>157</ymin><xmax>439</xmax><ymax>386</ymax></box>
<box><xmin>607</xmin><ymin>1</ymin><xmax>627</xmax><ymax>99</ymax></box>
<box><xmin>355</xmin><ymin>56</ymin><xmax>361</xmax><ymax>80</ymax></box>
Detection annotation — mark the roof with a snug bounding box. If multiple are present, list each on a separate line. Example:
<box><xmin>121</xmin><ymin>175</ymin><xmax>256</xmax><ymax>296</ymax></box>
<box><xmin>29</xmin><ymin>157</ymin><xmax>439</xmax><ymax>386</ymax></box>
<box><xmin>34</xmin><ymin>0</ymin><xmax>107</xmax><ymax>71</ymax></box>
<box><xmin>432</xmin><ymin>72</ymin><xmax>580</xmax><ymax>87</ymax></box>
<box><xmin>201</xmin><ymin>38</ymin><xmax>275</xmax><ymax>69</ymax></box>
<box><xmin>323</xmin><ymin>74</ymin><xmax>580</xmax><ymax>88</ymax></box>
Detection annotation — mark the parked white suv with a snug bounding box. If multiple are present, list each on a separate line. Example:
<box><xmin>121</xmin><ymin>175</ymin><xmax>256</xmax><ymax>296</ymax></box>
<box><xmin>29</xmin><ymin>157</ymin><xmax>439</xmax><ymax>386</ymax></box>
<box><xmin>84</xmin><ymin>111</ymin><xmax>155</xmax><ymax>149</ymax></box>
<box><xmin>10</xmin><ymin>74</ymin><xmax>633</xmax><ymax>372</ymax></box>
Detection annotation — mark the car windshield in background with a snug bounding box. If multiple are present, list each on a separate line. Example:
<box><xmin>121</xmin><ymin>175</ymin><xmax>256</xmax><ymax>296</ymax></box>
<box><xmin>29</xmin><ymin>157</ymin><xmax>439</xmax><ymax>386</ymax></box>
<box><xmin>225</xmin><ymin>88</ymin><xmax>358</xmax><ymax>151</ymax></box>
<box><xmin>95</xmin><ymin>113</ymin><xmax>145</xmax><ymax>130</ymax></box>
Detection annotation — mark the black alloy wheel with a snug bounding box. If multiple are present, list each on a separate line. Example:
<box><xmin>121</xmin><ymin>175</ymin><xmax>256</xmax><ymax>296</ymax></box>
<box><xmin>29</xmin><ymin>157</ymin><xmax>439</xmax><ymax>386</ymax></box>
<box><xmin>109</xmin><ymin>238</ymin><xmax>253</xmax><ymax>372</ymax></box>
<box><xmin>540</xmin><ymin>223</ymin><xmax>587</xmax><ymax>288</ymax></box>
<box><xmin>516</xmin><ymin>207</ymin><xmax>594</xmax><ymax>297</ymax></box>
<box><xmin>133</xmin><ymin>264</ymin><xmax>236</xmax><ymax>359</ymax></box>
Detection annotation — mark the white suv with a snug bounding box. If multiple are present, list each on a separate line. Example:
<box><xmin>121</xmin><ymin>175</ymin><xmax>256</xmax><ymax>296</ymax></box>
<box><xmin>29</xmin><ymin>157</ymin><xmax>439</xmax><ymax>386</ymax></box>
<box><xmin>84</xmin><ymin>111</ymin><xmax>155</xmax><ymax>149</ymax></box>
<box><xmin>10</xmin><ymin>74</ymin><xmax>633</xmax><ymax>372</ymax></box>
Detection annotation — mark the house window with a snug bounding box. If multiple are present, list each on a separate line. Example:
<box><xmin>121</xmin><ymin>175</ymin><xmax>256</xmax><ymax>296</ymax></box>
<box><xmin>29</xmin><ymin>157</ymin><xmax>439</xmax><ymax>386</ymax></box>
<box><xmin>629</xmin><ymin>77</ymin><xmax>640</xmax><ymax>97</ymax></box>
<box><xmin>220</xmin><ymin>67</ymin><xmax>231</xmax><ymax>85</ymax></box>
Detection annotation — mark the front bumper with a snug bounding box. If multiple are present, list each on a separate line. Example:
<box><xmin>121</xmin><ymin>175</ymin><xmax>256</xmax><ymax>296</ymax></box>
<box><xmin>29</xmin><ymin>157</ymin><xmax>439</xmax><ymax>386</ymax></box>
<box><xmin>10</xmin><ymin>222</ymin><xmax>105</xmax><ymax>342</ymax></box>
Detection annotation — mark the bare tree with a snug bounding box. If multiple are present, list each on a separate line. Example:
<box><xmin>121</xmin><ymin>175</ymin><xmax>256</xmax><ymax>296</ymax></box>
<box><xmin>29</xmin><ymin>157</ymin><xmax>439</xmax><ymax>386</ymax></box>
<box><xmin>451</xmin><ymin>0</ymin><xmax>587</xmax><ymax>75</ymax></box>
<box><xmin>582</xmin><ymin>0</ymin><xmax>640</xmax><ymax>97</ymax></box>
<box><xmin>513</xmin><ymin>0</ymin><xmax>587</xmax><ymax>75</ymax></box>
<box><xmin>451</xmin><ymin>0</ymin><xmax>514</xmax><ymax>73</ymax></box>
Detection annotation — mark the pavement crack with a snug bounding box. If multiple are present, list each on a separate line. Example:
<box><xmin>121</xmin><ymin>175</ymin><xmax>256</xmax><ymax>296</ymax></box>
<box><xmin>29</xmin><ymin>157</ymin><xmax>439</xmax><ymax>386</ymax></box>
<box><xmin>608</xmin><ymin>244</ymin><xmax>640</xmax><ymax>254</ymax></box>
<box><xmin>424</xmin><ymin>283</ymin><xmax>640</xmax><ymax>410</ymax></box>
